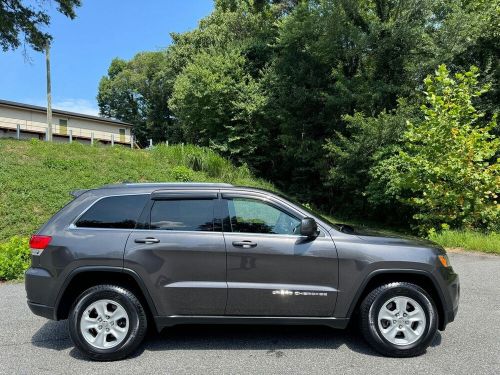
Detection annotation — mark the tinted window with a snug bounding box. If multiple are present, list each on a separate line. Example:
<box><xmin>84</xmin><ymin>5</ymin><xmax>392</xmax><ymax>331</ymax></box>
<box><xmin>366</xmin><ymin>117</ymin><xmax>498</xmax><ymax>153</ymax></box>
<box><xmin>75</xmin><ymin>195</ymin><xmax>148</xmax><ymax>229</ymax></box>
<box><xmin>150</xmin><ymin>199</ymin><xmax>214</xmax><ymax>231</ymax></box>
<box><xmin>227</xmin><ymin>198</ymin><xmax>300</xmax><ymax>235</ymax></box>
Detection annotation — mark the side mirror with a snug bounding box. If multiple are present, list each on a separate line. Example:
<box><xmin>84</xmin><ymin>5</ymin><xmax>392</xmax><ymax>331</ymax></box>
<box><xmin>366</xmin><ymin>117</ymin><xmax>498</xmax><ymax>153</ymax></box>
<box><xmin>300</xmin><ymin>217</ymin><xmax>318</xmax><ymax>237</ymax></box>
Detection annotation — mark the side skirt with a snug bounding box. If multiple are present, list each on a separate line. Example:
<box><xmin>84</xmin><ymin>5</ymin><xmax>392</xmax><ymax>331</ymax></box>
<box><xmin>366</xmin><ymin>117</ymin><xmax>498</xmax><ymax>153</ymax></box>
<box><xmin>154</xmin><ymin>315</ymin><xmax>349</xmax><ymax>331</ymax></box>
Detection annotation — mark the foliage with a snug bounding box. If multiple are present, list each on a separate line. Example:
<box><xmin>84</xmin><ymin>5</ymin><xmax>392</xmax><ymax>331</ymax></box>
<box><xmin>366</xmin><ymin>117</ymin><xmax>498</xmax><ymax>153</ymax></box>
<box><xmin>429</xmin><ymin>229</ymin><xmax>500</xmax><ymax>254</ymax></box>
<box><xmin>0</xmin><ymin>0</ymin><xmax>80</xmax><ymax>52</ymax></box>
<box><xmin>96</xmin><ymin>0</ymin><xmax>500</xmax><ymax>233</ymax></box>
<box><xmin>0</xmin><ymin>236</ymin><xmax>30</xmax><ymax>281</ymax></box>
<box><xmin>0</xmin><ymin>139</ymin><xmax>274</xmax><ymax>242</ymax></box>
<box><xmin>373</xmin><ymin>65</ymin><xmax>499</xmax><ymax>232</ymax></box>
<box><xmin>324</xmin><ymin>100</ymin><xmax>418</xmax><ymax>217</ymax></box>
<box><xmin>169</xmin><ymin>48</ymin><xmax>267</xmax><ymax>166</ymax></box>
<box><xmin>97</xmin><ymin>52</ymin><xmax>178</xmax><ymax>146</ymax></box>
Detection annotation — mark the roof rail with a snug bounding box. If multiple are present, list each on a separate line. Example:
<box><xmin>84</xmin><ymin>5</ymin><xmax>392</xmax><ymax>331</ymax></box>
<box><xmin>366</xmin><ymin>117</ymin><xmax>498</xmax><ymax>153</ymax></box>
<box><xmin>102</xmin><ymin>182</ymin><xmax>234</xmax><ymax>189</ymax></box>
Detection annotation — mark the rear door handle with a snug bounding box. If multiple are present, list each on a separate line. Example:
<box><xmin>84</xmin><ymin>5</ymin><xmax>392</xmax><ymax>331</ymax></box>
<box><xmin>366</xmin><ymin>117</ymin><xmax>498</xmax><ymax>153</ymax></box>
<box><xmin>134</xmin><ymin>237</ymin><xmax>160</xmax><ymax>244</ymax></box>
<box><xmin>232</xmin><ymin>240</ymin><xmax>257</xmax><ymax>249</ymax></box>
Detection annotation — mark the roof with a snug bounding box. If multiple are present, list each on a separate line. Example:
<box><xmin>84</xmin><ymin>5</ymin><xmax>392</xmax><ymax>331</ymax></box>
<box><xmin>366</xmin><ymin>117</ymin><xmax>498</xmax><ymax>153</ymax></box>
<box><xmin>0</xmin><ymin>99</ymin><xmax>132</xmax><ymax>127</ymax></box>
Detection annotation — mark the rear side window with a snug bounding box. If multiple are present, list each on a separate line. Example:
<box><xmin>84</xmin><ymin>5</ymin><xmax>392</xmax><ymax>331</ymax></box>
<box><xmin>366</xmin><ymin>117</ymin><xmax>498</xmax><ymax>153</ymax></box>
<box><xmin>150</xmin><ymin>199</ymin><xmax>214</xmax><ymax>231</ymax></box>
<box><xmin>75</xmin><ymin>195</ymin><xmax>148</xmax><ymax>229</ymax></box>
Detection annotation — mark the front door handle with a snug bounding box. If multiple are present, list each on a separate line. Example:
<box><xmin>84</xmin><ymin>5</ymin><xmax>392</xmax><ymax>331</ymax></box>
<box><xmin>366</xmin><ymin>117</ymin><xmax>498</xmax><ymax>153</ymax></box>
<box><xmin>134</xmin><ymin>237</ymin><xmax>160</xmax><ymax>244</ymax></box>
<box><xmin>232</xmin><ymin>240</ymin><xmax>257</xmax><ymax>249</ymax></box>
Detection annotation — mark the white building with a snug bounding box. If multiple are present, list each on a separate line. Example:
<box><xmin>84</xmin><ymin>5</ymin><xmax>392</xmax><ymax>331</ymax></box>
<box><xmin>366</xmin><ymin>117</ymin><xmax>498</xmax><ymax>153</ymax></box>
<box><xmin>0</xmin><ymin>99</ymin><xmax>133</xmax><ymax>146</ymax></box>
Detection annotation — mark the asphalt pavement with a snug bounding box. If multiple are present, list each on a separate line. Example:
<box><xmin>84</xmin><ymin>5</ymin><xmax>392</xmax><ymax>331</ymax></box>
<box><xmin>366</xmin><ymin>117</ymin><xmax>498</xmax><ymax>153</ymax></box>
<box><xmin>0</xmin><ymin>251</ymin><xmax>499</xmax><ymax>374</ymax></box>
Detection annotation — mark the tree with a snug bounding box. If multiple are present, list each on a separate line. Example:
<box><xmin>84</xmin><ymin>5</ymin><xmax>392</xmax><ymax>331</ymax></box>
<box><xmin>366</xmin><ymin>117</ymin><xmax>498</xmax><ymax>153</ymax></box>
<box><xmin>324</xmin><ymin>100</ymin><xmax>418</xmax><ymax>218</ymax></box>
<box><xmin>0</xmin><ymin>0</ymin><xmax>81</xmax><ymax>52</ymax></box>
<box><xmin>97</xmin><ymin>52</ymin><xmax>178</xmax><ymax>146</ymax></box>
<box><xmin>169</xmin><ymin>48</ymin><xmax>268</xmax><ymax>166</ymax></box>
<box><xmin>97</xmin><ymin>0</ymin><xmax>499</xmax><ymax>230</ymax></box>
<box><xmin>372</xmin><ymin>65</ymin><xmax>499</xmax><ymax>232</ymax></box>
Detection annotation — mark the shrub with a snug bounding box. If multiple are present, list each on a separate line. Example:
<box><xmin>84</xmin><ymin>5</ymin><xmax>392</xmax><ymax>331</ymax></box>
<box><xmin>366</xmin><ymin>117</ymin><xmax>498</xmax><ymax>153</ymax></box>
<box><xmin>372</xmin><ymin>65</ymin><xmax>499</xmax><ymax>233</ymax></box>
<box><xmin>0</xmin><ymin>236</ymin><xmax>30</xmax><ymax>281</ymax></box>
<box><xmin>170</xmin><ymin>165</ymin><xmax>195</xmax><ymax>182</ymax></box>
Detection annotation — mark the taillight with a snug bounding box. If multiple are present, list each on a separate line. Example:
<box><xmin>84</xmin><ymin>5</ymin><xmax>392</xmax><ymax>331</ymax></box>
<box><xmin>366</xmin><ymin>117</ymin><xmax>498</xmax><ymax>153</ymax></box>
<box><xmin>29</xmin><ymin>235</ymin><xmax>52</xmax><ymax>255</ymax></box>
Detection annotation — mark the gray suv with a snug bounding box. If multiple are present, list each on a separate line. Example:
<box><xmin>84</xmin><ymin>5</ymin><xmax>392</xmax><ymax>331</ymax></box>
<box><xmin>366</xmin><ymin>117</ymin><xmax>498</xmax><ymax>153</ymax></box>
<box><xmin>25</xmin><ymin>183</ymin><xmax>459</xmax><ymax>360</ymax></box>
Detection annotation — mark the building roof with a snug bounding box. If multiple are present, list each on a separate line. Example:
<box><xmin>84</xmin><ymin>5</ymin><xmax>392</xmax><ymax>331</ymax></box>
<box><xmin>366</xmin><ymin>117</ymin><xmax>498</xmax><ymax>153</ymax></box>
<box><xmin>0</xmin><ymin>99</ymin><xmax>132</xmax><ymax>127</ymax></box>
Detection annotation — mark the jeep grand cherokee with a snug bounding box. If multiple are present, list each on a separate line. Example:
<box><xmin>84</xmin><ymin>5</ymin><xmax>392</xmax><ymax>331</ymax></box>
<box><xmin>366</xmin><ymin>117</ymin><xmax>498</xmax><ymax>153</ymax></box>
<box><xmin>25</xmin><ymin>183</ymin><xmax>460</xmax><ymax>360</ymax></box>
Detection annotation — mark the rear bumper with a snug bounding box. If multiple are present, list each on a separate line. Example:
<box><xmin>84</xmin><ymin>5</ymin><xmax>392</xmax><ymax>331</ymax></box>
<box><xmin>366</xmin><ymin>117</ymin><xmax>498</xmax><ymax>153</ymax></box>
<box><xmin>27</xmin><ymin>301</ymin><xmax>55</xmax><ymax>320</ymax></box>
<box><xmin>25</xmin><ymin>267</ymin><xmax>58</xmax><ymax>320</ymax></box>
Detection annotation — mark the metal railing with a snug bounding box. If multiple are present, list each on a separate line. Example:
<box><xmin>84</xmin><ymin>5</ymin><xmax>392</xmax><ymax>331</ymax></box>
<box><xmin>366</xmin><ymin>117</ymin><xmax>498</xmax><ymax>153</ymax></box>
<box><xmin>0</xmin><ymin>117</ymin><xmax>131</xmax><ymax>144</ymax></box>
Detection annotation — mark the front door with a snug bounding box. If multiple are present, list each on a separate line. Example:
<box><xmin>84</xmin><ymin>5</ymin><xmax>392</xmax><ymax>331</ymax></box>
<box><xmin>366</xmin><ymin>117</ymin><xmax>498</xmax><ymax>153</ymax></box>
<box><xmin>222</xmin><ymin>193</ymin><xmax>338</xmax><ymax>317</ymax></box>
<box><xmin>124</xmin><ymin>191</ymin><xmax>227</xmax><ymax>316</ymax></box>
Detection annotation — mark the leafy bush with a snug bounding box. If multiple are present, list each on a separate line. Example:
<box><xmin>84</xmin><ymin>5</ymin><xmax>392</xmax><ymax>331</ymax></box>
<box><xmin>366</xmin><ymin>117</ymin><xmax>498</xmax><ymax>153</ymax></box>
<box><xmin>372</xmin><ymin>65</ymin><xmax>499</xmax><ymax>233</ymax></box>
<box><xmin>170</xmin><ymin>166</ymin><xmax>195</xmax><ymax>182</ymax></box>
<box><xmin>324</xmin><ymin>100</ymin><xmax>417</xmax><ymax>217</ymax></box>
<box><xmin>0</xmin><ymin>237</ymin><xmax>30</xmax><ymax>281</ymax></box>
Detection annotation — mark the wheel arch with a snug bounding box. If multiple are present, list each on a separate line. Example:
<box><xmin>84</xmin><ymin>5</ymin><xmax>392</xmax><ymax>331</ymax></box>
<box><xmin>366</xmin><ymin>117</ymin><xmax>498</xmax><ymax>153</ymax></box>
<box><xmin>55</xmin><ymin>266</ymin><xmax>158</xmax><ymax>322</ymax></box>
<box><xmin>347</xmin><ymin>269</ymin><xmax>447</xmax><ymax>330</ymax></box>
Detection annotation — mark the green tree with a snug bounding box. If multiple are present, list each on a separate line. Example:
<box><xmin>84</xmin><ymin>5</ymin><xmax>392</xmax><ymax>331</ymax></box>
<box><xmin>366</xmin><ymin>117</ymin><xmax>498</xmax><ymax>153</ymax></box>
<box><xmin>372</xmin><ymin>65</ymin><xmax>499</xmax><ymax>232</ymax></box>
<box><xmin>170</xmin><ymin>48</ymin><xmax>268</xmax><ymax>166</ymax></box>
<box><xmin>324</xmin><ymin>100</ymin><xmax>418</xmax><ymax>218</ymax></box>
<box><xmin>97</xmin><ymin>0</ymin><xmax>499</xmax><ymax>228</ymax></box>
<box><xmin>97</xmin><ymin>52</ymin><xmax>178</xmax><ymax>145</ymax></box>
<box><xmin>0</xmin><ymin>0</ymin><xmax>80</xmax><ymax>52</ymax></box>
<box><xmin>261</xmin><ymin>0</ymin><xmax>471</xmax><ymax>201</ymax></box>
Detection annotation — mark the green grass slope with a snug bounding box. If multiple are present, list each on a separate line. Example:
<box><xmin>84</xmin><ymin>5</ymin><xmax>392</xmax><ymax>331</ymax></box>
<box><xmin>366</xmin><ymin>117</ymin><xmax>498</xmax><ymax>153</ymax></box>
<box><xmin>0</xmin><ymin>139</ymin><xmax>274</xmax><ymax>241</ymax></box>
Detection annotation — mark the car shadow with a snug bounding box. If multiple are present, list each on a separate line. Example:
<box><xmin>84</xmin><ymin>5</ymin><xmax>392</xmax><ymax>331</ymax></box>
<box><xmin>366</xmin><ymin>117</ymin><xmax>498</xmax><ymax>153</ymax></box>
<box><xmin>31</xmin><ymin>320</ymin><xmax>442</xmax><ymax>360</ymax></box>
<box><xmin>31</xmin><ymin>320</ymin><xmax>72</xmax><ymax>351</ymax></box>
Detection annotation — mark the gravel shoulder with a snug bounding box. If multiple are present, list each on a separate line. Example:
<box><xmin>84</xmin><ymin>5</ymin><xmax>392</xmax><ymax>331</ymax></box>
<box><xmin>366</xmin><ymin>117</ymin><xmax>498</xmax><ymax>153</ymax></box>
<box><xmin>0</xmin><ymin>252</ymin><xmax>499</xmax><ymax>375</ymax></box>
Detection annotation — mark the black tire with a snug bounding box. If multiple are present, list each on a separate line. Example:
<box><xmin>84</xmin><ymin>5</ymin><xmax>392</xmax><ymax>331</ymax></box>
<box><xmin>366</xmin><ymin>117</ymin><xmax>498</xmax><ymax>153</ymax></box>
<box><xmin>68</xmin><ymin>285</ymin><xmax>148</xmax><ymax>361</ymax></box>
<box><xmin>359</xmin><ymin>282</ymin><xmax>438</xmax><ymax>357</ymax></box>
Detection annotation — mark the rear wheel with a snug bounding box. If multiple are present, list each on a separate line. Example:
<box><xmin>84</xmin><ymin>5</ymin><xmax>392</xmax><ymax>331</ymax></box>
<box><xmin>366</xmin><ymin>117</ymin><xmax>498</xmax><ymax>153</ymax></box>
<box><xmin>68</xmin><ymin>285</ymin><xmax>147</xmax><ymax>361</ymax></box>
<box><xmin>359</xmin><ymin>282</ymin><xmax>437</xmax><ymax>357</ymax></box>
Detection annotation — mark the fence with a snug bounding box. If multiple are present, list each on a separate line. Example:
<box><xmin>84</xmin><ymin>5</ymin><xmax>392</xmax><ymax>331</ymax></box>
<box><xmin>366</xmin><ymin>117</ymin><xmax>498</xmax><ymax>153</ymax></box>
<box><xmin>0</xmin><ymin>116</ymin><xmax>132</xmax><ymax>146</ymax></box>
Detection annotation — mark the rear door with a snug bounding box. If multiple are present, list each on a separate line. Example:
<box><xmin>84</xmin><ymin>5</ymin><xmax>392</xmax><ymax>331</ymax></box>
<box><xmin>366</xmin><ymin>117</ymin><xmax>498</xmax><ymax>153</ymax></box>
<box><xmin>124</xmin><ymin>190</ymin><xmax>227</xmax><ymax>316</ymax></box>
<box><xmin>222</xmin><ymin>192</ymin><xmax>338</xmax><ymax>317</ymax></box>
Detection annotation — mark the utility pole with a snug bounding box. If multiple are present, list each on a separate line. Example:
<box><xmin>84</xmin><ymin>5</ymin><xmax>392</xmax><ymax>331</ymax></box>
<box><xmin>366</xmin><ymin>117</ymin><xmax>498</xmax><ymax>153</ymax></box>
<box><xmin>45</xmin><ymin>42</ymin><xmax>52</xmax><ymax>141</ymax></box>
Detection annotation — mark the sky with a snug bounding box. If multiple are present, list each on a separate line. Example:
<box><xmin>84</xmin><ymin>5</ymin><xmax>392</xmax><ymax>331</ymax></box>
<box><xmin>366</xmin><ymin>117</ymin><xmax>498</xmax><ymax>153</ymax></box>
<box><xmin>0</xmin><ymin>0</ymin><xmax>213</xmax><ymax>116</ymax></box>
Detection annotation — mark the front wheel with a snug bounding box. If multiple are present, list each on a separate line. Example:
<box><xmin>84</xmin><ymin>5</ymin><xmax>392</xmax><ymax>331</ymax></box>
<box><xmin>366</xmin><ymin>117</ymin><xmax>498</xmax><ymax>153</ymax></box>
<box><xmin>359</xmin><ymin>282</ymin><xmax>438</xmax><ymax>357</ymax></box>
<box><xmin>68</xmin><ymin>285</ymin><xmax>147</xmax><ymax>361</ymax></box>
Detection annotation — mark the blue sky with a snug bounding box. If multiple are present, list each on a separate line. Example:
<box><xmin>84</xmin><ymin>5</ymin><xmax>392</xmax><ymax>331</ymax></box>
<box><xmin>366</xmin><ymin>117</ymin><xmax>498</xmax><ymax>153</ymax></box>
<box><xmin>0</xmin><ymin>0</ymin><xmax>213</xmax><ymax>115</ymax></box>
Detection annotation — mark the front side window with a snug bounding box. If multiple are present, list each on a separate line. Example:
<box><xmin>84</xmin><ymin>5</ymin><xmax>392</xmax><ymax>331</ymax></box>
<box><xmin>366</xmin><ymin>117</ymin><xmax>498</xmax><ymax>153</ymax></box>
<box><xmin>227</xmin><ymin>197</ymin><xmax>300</xmax><ymax>235</ymax></box>
<box><xmin>75</xmin><ymin>195</ymin><xmax>148</xmax><ymax>229</ymax></box>
<box><xmin>150</xmin><ymin>199</ymin><xmax>214</xmax><ymax>231</ymax></box>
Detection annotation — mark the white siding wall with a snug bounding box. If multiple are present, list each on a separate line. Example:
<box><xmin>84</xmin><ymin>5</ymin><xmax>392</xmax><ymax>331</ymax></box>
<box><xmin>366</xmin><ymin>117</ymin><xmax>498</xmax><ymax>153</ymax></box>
<box><xmin>0</xmin><ymin>105</ymin><xmax>131</xmax><ymax>144</ymax></box>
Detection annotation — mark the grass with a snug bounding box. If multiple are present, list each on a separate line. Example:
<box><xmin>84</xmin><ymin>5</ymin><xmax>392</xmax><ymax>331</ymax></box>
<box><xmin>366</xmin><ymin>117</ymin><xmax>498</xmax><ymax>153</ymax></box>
<box><xmin>429</xmin><ymin>230</ymin><xmax>500</xmax><ymax>254</ymax></box>
<box><xmin>0</xmin><ymin>138</ymin><xmax>274</xmax><ymax>242</ymax></box>
<box><xmin>0</xmin><ymin>137</ymin><xmax>497</xmax><ymax>257</ymax></box>
<box><xmin>325</xmin><ymin>214</ymin><xmax>499</xmax><ymax>254</ymax></box>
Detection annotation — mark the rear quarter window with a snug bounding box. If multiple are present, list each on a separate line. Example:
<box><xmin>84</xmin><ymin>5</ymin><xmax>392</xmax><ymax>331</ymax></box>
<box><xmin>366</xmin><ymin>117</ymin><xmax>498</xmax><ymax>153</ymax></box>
<box><xmin>75</xmin><ymin>195</ymin><xmax>149</xmax><ymax>229</ymax></box>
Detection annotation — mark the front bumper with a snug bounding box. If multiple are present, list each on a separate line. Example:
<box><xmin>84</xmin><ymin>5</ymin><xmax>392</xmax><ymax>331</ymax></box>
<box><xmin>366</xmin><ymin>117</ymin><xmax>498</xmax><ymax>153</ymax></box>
<box><xmin>27</xmin><ymin>301</ymin><xmax>55</xmax><ymax>320</ymax></box>
<box><xmin>439</xmin><ymin>270</ymin><xmax>460</xmax><ymax>330</ymax></box>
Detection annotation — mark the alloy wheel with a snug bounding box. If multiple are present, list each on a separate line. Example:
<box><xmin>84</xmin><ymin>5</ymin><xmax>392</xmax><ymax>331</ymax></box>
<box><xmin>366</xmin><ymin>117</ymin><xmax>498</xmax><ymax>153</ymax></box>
<box><xmin>377</xmin><ymin>296</ymin><xmax>427</xmax><ymax>346</ymax></box>
<box><xmin>79</xmin><ymin>299</ymin><xmax>129</xmax><ymax>349</ymax></box>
